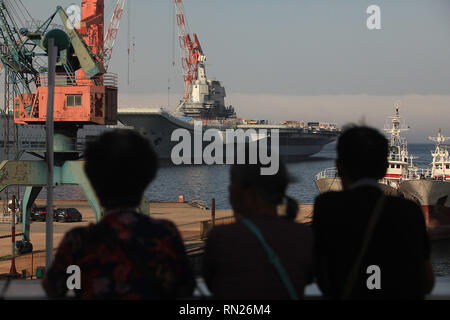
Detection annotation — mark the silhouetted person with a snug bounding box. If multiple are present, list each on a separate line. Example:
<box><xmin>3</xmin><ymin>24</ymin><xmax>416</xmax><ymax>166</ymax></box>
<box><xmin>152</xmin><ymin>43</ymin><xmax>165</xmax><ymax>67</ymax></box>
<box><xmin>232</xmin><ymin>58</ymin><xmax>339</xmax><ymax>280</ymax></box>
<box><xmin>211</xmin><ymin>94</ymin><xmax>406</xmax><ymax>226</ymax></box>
<box><xmin>43</xmin><ymin>129</ymin><xmax>195</xmax><ymax>299</ymax></box>
<box><xmin>313</xmin><ymin>125</ymin><xmax>434</xmax><ymax>299</ymax></box>
<box><xmin>202</xmin><ymin>160</ymin><xmax>313</xmax><ymax>299</ymax></box>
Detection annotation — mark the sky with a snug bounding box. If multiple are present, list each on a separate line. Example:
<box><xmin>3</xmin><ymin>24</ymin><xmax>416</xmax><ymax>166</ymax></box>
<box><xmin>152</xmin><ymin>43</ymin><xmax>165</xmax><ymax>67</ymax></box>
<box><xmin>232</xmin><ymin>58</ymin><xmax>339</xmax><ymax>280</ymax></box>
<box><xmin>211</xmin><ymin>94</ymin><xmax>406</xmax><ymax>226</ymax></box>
<box><xmin>14</xmin><ymin>0</ymin><xmax>450</xmax><ymax>142</ymax></box>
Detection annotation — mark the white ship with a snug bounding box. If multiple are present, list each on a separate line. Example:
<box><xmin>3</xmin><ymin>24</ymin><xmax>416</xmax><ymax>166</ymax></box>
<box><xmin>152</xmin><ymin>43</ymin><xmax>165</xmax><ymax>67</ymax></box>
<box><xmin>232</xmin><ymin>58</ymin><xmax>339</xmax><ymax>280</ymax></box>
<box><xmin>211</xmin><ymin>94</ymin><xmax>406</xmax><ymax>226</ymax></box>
<box><xmin>398</xmin><ymin>129</ymin><xmax>450</xmax><ymax>239</ymax></box>
<box><xmin>315</xmin><ymin>107</ymin><xmax>412</xmax><ymax>195</ymax></box>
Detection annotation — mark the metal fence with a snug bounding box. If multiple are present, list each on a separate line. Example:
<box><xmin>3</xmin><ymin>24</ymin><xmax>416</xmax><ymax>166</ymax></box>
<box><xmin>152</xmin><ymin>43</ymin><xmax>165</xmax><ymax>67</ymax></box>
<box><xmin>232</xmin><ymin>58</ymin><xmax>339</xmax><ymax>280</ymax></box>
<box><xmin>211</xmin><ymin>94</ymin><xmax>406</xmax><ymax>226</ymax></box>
<box><xmin>36</xmin><ymin>73</ymin><xmax>118</xmax><ymax>87</ymax></box>
<box><xmin>13</xmin><ymin>249</ymin><xmax>57</xmax><ymax>279</ymax></box>
<box><xmin>200</xmin><ymin>216</ymin><xmax>235</xmax><ymax>239</ymax></box>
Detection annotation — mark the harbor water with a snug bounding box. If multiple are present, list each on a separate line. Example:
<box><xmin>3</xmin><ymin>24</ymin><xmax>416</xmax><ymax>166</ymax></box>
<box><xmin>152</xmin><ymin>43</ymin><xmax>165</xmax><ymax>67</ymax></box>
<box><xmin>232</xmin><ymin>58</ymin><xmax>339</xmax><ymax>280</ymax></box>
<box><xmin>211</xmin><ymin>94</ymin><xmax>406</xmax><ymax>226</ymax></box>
<box><xmin>147</xmin><ymin>142</ymin><xmax>435</xmax><ymax>208</ymax></box>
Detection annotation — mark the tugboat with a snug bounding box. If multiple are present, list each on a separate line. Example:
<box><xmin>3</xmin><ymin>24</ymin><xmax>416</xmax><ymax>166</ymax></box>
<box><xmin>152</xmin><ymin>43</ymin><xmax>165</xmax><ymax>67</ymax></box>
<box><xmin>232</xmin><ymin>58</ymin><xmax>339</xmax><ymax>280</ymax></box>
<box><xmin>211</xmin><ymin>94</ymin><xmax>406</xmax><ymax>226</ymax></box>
<box><xmin>399</xmin><ymin>129</ymin><xmax>450</xmax><ymax>240</ymax></box>
<box><xmin>315</xmin><ymin>106</ymin><xmax>411</xmax><ymax>195</ymax></box>
<box><xmin>380</xmin><ymin>107</ymin><xmax>415</xmax><ymax>189</ymax></box>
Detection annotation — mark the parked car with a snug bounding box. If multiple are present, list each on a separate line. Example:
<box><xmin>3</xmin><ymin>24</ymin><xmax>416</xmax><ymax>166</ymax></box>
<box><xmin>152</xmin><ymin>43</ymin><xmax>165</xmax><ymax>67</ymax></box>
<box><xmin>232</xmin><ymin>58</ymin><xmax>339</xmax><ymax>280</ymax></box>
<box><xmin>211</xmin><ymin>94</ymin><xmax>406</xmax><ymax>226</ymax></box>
<box><xmin>55</xmin><ymin>208</ymin><xmax>82</xmax><ymax>222</ymax></box>
<box><xmin>31</xmin><ymin>206</ymin><xmax>49</xmax><ymax>222</ymax></box>
<box><xmin>30</xmin><ymin>205</ymin><xmax>57</xmax><ymax>222</ymax></box>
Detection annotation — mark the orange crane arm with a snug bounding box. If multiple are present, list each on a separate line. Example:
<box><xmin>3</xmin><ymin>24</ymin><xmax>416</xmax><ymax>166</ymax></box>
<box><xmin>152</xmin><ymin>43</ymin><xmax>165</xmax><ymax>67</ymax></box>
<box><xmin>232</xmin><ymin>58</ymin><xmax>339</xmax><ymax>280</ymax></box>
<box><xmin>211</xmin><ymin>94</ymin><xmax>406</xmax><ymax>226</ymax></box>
<box><xmin>77</xmin><ymin>0</ymin><xmax>104</xmax><ymax>56</ymax></box>
<box><xmin>174</xmin><ymin>0</ymin><xmax>205</xmax><ymax>100</ymax></box>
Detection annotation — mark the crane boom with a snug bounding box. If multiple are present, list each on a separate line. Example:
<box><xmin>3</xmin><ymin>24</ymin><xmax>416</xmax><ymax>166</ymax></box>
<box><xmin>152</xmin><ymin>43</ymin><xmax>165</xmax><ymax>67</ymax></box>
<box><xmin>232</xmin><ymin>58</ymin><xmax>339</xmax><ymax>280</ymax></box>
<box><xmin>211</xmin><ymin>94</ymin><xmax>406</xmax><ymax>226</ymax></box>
<box><xmin>174</xmin><ymin>0</ymin><xmax>204</xmax><ymax>100</ymax></box>
<box><xmin>78</xmin><ymin>0</ymin><xmax>104</xmax><ymax>56</ymax></box>
<box><xmin>0</xmin><ymin>0</ymin><xmax>47</xmax><ymax>101</ymax></box>
<box><xmin>103</xmin><ymin>0</ymin><xmax>125</xmax><ymax>70</ymax></box>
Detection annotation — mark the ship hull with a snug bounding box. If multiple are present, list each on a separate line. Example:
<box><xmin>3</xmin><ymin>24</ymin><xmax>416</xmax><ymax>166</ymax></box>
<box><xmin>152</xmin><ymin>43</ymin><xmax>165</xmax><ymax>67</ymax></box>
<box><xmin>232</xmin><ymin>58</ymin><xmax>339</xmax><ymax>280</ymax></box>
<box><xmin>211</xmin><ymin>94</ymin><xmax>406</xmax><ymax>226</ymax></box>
<box><xmin>315</xmin><ymin>177</ymin><xmax>343</xmax><ymax>193</ymax></box>
<box><xmin>398</xmin><ymin>180</ymin><xmax>450</xmax><ymax>207</ymax></box>
<box><xmin>398</xmin><ymin>180</ymin><xmax>450</xmax><ymax>240</ymax></box>
<box><xmin>117</xmin><ymin>108</ymin><xmax>338</xmax><ymax>160</ymax></box>
<box><xmin>315</xmin><ymin>177</ymin><xmax>403</xmax><ymax>197</ymax></box>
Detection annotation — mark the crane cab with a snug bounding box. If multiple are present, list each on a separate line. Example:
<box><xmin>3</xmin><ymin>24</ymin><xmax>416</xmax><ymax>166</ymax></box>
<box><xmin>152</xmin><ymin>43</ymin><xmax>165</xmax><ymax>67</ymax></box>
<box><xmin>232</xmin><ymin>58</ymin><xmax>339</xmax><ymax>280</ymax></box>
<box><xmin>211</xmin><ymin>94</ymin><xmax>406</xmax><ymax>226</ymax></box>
<box><xmin>13</xmin><ymin>72</ymin><xmax>117</xmax><ymax>125</ymax></box>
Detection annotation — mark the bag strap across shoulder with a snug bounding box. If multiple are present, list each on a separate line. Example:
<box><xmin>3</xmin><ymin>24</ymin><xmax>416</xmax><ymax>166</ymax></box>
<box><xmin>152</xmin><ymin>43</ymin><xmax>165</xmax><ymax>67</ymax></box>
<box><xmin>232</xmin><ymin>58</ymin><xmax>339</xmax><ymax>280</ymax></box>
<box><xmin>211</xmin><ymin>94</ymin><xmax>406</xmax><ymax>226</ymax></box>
<box><xmin>341</xmin><ymin>194</ymin><xmax>387</xmax><ymax>300</ymax></box>
<box><xmin>239</xmin><ymin>217</ymin><xmax>299</xmax><ymax>300</ymax></box>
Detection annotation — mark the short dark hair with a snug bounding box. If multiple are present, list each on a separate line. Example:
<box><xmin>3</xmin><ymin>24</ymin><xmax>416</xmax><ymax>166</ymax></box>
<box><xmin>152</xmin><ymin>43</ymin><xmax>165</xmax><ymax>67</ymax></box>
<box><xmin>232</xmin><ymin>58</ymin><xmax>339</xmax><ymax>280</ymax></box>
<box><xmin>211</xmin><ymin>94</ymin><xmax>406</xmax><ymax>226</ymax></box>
<box><xmin>231</xmin><ymin>161</ymin><xmax>289</xmax><ymax>205</ymax></box>
<box><xmin>84</xmin><ymin>129</ymin><xmax>158</xmax><ymax>209</ymax></box>
<box><xmin>337</xmin><ymin>125</ymin><xmax>388</xmax><ymax>181</ymax></box>
<box><xmin>230</xmin><ymin>159</ymin><xmax>298</xmax><ymax>220</ymax></box>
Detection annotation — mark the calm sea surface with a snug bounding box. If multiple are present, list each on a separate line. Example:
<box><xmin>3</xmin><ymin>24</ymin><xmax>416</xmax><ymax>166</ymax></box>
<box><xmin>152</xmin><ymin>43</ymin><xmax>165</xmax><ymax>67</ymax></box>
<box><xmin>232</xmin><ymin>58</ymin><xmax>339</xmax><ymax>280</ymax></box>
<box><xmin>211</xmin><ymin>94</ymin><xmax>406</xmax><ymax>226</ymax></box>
<box><xmin>17</xmin><ymin>142</ymin><xmax>450</xmax><ymax>278</ymax></box>
<box><xmin>146</xmin><ymin>143</ymin><xmax>435</xmax><ymax>208</ymax></box>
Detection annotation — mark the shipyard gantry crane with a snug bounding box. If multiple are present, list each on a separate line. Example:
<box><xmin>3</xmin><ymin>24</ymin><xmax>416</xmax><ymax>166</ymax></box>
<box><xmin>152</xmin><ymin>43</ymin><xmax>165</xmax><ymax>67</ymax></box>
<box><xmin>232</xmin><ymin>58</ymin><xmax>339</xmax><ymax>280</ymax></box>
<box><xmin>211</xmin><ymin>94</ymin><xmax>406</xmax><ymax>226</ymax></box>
<box><xmin>0</xmin><ymin>0</ymin><xmax>140</xmax><ymax>253</ymax></box>
<box><xmin>174</xmin><ymin>0</ymin><xmax>205</xmax><ymax>100</ymax></box>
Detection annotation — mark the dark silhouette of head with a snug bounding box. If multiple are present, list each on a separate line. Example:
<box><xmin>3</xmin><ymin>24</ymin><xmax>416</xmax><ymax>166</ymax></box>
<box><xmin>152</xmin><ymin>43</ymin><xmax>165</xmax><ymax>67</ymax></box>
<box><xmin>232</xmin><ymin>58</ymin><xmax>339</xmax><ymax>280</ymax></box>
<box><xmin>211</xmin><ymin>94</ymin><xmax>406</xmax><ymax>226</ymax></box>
<box><xmin>84</xmin><ymin>129</ymin><xmax>158</xmax><ymax>211</ymax></box>
<box><xmin>229</xmin><ymin>159</ymin><xmax>298</xmax><ymax>221</ymax></box>
<box><xmin>336</xmin><ymin>125</ymin><xmax>388</xmax><ymax>188</ymax></box>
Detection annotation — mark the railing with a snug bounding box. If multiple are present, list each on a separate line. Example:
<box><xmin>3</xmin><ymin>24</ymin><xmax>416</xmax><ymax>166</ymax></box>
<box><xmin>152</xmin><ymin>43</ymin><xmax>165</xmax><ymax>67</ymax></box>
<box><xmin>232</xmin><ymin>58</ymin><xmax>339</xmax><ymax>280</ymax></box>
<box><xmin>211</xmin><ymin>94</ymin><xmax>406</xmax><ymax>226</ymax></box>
<box><xmin>0</xmin><ymin>249</ymin><xmax>58</xmax><ymax>280</ymax></box>
<box><xmin>408</xmin><ymin>168</ymin><xmax>449</xmax><ymax>181</ymax></box>
<box><xmin>200</xmin><ymin>216</ymin><xmax>236</xmax><ymax>240</ymax></box>
<box><xmin>316</xmin><ymin>166</ymin><xmax>445</xmax><ymax>183</ymax></box>
<box><xmin>176</xmin><ymin>117</ymin><xmax>341</xmax><ymax>132</ymax></box>
<box><xmin>13</xmin><ymin>135</ymin><xmax>102</xmax><ymax>154</ymax></box>
<box><xmin>408</xmin><ymin>168</ymin><xmax>431</xmax><ymax>180</ymax></box>
<box><xmin>315</xmin><ymin>167</ymin><xmax>338</xmax><ymax>181</ymax></box>
<box><xmin>1</xmin><ymin>274</ymin><xmax>450</xmax><ymax>299</ymax></box>
<box><xmin>389</xmin><ymin>154</ymin><xmax>408</xmax><ymax>162</ymax></box>
<box><xmin>36</xmin><ymin>72</ymin><xmax>118</xmax><ymax>87</ymax></box>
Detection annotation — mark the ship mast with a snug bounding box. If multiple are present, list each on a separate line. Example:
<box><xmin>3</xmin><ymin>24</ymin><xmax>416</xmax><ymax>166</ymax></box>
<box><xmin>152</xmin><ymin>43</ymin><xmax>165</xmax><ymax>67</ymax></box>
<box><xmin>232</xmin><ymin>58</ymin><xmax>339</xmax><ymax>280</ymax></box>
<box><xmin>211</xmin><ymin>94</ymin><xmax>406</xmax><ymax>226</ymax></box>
<box><xmin>429</xmin><ymin>128</ymin><xmax>450</xmax><ymax>179</ymax></box>
<box><xmin>383</xmin><ymin>103</ymin><xmax>409</xmax><ymax>159</ymax></box>
<box><xmin>429</xmin><ymin>128</ymin><xmax>450</xmax><ymax>150</ymax></box>
<box><xmin>385</xmin><ymin>107</ymin><xmax>407</xmax><ymax>143</ymax></box>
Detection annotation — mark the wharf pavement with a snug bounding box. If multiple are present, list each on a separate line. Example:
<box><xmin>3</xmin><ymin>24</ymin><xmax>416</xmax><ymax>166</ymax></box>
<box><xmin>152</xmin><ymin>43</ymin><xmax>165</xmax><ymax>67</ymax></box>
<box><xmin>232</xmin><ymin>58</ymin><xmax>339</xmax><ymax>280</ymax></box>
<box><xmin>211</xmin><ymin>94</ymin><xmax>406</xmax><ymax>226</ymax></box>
<box><xmin>0</xmin><ymin>199</ymin><xmax>314</xmax><ymax>274</ymax></box>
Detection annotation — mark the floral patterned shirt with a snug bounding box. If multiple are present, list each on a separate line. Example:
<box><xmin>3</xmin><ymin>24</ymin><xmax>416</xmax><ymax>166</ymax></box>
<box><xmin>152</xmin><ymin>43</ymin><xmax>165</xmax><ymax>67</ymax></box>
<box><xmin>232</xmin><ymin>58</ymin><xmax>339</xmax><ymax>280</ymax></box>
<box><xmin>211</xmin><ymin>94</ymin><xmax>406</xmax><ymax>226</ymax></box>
<box><xmin>43</xmin><ymin>210</ymin><xmax>195</xmax><ymax>299</ymax></box>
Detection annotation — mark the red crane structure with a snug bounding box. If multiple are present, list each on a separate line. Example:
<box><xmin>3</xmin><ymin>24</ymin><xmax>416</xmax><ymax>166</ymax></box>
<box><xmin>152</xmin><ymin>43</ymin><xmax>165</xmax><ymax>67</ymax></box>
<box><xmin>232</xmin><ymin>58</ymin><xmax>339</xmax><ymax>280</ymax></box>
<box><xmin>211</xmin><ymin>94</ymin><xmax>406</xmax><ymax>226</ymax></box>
<box><xmin>174</xmin><ymin>0</ymin><xmax>204</xmax><ymax>100</ymax></box>
<box><xmin>78</xmin><ymin>0</ymin><xmax>104</xmax><ymax>56</ymax></box>
<box><xmin>103</xmin><ymin>0</ymin><xmax>126</xmax><ymax>71</ymax></box>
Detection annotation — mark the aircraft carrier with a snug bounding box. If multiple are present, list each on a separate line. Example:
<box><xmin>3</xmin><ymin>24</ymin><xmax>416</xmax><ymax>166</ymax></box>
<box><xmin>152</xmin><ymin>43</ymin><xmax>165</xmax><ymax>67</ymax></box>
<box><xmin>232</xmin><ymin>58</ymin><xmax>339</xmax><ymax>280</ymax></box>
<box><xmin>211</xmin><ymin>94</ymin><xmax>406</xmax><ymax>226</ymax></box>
<box><xmin>117</xmin><ymin>58</ymin><xmax>340</xmax><ymax>161</ymax></box>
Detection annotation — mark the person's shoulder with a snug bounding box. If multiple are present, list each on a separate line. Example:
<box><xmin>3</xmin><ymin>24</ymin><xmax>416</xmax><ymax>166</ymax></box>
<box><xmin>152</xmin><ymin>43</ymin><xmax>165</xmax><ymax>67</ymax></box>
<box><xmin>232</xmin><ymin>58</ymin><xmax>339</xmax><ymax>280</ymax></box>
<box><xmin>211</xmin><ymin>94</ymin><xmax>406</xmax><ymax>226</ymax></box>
<box><xmin>385</xmin><ymin>195</ymin><xmax>423</xmax><ymax>216</ymax></box>
<box><xmin>146</xmin><ymin>216</ymin><xmax>182</xmax><ymax>236</ymax></box>
<box><xmin>208</xmin><ymin>222</ymin><xmax>240</xmax><ymax>235</ymax></box>
<box><xmin>108</xmin><ymin>211</ymin><xmax>182</xmax><ymax>239</ymax></box>
<box><xmin>211</xmin><ymin>218</ymin><xmax>310</xmax><ymax>235</ymax></box>
<box><xmin>314</xmin><ymin>191</ymin><xmax>345</xmax><ymax>215</ymax></box>
<box><xmin>386</xmin><ymin>194</ymin><xmax>419</xmax><ymax>206</ymax></box>
<box><xmin>57</xmin><ymin>224</ymin><xmax>96</xmax><ymax>252</ymax></box>
<box><xmin>206</xmin><ymin>221</ymin><xmax>247</xmax><ymax>242</ymax></box>
<box><xmin>63</xmin><ymin>224</ymin><xmax>92</xmax><ymax>241</ymax></box>
<box><xmin>315</xmin><ymin>191</ymin><xmax>344</xmax><ymax>205</ymax></box>
<box><xmin>126</xmin><ymin>211</ymin><xmax>176</xmax><ymax>229</ymax></box>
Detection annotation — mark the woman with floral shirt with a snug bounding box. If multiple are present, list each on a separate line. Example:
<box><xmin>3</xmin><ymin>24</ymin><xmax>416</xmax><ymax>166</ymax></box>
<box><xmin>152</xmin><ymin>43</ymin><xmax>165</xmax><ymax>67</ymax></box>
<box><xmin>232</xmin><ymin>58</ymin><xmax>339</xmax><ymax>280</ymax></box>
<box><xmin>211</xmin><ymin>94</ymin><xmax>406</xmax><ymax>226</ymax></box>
<box><xmin>43</xmin><ymin>130</ymin><xmax>195</xmax><ymax>299</ymax></box>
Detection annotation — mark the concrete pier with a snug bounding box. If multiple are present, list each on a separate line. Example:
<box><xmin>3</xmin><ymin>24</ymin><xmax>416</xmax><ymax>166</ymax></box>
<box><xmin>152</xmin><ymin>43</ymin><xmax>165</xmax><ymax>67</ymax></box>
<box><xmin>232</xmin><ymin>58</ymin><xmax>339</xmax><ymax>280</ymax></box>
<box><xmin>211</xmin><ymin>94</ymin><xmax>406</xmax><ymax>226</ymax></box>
<box><xmin>0</xmin><ymin>199</ymin><xmax>314</xmax><ymax>274</ymax></box>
